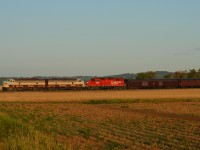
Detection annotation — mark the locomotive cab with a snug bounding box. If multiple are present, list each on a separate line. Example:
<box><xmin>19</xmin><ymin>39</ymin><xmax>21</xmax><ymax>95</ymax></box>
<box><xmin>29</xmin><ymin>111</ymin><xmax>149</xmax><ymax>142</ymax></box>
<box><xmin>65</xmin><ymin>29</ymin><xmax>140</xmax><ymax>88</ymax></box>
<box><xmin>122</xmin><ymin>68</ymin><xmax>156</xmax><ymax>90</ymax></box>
<box><xmin>2</xmin><ymin>79</ymin><xmax>15</xmax><ymax>90</ymax></box>
<box><xmin>8</xmin><ymin>79</ymin><xmax>15</xmax><ymax>83</ymax></box>
<box><xmin>2</xmin><ymin>81</ymin><xmax>9</xmax><ymax>88</ymax></box>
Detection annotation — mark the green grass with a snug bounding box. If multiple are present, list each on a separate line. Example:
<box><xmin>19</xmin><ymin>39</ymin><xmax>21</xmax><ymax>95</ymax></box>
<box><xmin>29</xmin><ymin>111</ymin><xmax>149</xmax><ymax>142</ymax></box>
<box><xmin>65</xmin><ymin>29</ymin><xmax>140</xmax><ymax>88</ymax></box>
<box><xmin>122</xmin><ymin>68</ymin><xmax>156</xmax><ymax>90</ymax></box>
<box><xmin>0</xmin><ymin>98</ymin><xmax>200</xmax><ymax>105</ymax></box>
<box><xmin>0</xmin><ymin>113</ymin><xmax>68</xmax><ymax>150</ymax></box>
<box><xmin>0</xmin><ymin>99</ymin><xmax>200</xmax><ymax>149</ymax></box>
<box><xmin>83</xmin><ymin>98</ymin><xmax>200</xmax><ymax>104</ymax></box>
<box><xmin>78</xmin><ymin>128</ymin><xmax>92</xmax><ymax>139</ymax></box>
<box><xmin>105</xmin><ymin>140</ymin><xmax>126</xmax><ymax>150</ymax></box>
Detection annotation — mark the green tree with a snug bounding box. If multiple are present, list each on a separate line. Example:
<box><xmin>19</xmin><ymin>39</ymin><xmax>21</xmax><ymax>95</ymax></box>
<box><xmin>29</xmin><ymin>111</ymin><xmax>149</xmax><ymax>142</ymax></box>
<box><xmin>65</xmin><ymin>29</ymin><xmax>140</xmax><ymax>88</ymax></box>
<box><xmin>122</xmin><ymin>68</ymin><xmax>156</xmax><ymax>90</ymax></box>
<box><xmin>136</xmin><ymin>73</ymin><xmax>147</xmax><ymax>79</ymax></box>
<box><xmin>163</xmin><ymin>74</ymin><xmax>173</xmax><ymax>79</ymax></box>
<box><xmin>136</xmin><ymin>71</ymin><xmax>156</xmax><ymax>79</ymax></box>
<box><xmin>196</xmin><ymin>69</ymin><xmax>200</xmax><ymax>78</ymax></box>
<box><xmin>187</xmin><ymin>69</ymin><xmax>197</xmax><ymax>78</ymax></box>
<box><xmin>173</xmin><ymin>71</ymin><xmax>187</xmax><ymax>79</ymax></box>
<box><xmin>146</xmin><ymin>71</ymin><xmax>156</xmax><ymax>79</ymax></box>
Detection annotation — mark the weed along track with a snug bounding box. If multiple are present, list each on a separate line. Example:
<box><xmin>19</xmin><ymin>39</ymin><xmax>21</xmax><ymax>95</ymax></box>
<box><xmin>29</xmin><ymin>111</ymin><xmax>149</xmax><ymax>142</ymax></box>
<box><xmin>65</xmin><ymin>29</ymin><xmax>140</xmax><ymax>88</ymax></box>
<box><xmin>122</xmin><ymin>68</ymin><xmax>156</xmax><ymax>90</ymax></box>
<box><xmin>0</xmin><ymin>95</ymin><xmax>200</xmax><ymax>149</ymax></box>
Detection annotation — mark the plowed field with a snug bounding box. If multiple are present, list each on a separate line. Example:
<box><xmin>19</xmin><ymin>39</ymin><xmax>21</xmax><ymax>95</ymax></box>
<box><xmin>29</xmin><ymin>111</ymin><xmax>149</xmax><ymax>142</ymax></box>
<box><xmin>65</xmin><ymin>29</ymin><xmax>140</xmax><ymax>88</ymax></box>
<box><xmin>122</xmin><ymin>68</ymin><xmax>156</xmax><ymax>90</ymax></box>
<box><xmin>0</xmin><ymin>89</ymin><xmax>200</xmax><ymax>149</ymax></box>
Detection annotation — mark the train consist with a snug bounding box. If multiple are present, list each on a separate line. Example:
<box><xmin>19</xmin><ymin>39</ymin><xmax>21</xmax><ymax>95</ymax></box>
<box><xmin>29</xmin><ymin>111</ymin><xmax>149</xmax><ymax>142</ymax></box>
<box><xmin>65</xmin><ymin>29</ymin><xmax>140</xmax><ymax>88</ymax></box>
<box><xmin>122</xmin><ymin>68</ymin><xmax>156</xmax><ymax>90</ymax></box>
<box><xmin>2</xmin><ymin>77</ymin><xmax>200</xmax><ymax>91</ymax></box>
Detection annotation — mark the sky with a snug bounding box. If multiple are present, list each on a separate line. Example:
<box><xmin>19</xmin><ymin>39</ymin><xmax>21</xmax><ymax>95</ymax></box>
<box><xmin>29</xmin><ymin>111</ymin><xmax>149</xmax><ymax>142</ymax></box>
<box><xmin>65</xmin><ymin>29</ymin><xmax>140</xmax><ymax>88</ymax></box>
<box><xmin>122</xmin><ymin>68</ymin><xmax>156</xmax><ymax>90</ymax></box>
<box><xmin>0</xmin><ymin>0</ymin><xmax>200</xmax><ymax>77</ymax></box>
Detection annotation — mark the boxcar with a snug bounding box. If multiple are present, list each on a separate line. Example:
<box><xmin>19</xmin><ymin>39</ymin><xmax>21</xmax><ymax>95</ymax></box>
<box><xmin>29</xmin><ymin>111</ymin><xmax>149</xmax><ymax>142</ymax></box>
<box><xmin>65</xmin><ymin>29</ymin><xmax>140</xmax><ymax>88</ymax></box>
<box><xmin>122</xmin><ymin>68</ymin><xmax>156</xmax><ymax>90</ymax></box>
<box><xmin>160</xmin><ymin>79</ymin><xmax>179</xmax><ymax>88</ymax></box>
<box><xmin>180</xmin><ymin>79</ymin><xmax>200</xmax><ymax>88</ymax></box>
<box><xmin>125</xmin><ymin>79</ymin><xmax>180</xmax><ymax>89</ymax></box>
<box><xmin>125</xmin><ymin>79</ymin><xmax>160</xmax><ymax>89</ymax></box>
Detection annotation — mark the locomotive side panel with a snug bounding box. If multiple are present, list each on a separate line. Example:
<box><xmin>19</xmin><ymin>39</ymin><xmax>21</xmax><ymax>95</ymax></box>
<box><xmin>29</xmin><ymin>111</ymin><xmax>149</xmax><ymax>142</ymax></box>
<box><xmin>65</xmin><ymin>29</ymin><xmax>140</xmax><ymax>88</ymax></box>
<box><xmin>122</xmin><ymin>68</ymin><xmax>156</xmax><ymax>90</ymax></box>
<box><xmin>86</xmin><ymin>78</ymin><xmax>124</xmax><ymax>88</ymax></box>
<box><xmin>48</xmin><ymin>80</ymin><xmax>75</xmax><ymax>88</ymax></box>
<box><xmin>46</xmin><ymin>78</ymin><xmax>84</xmax><ymax>89</ymax></box>
<box><xmin>2</xmin><ymin>78</ymin><xmax>85</xmax><ymax>91</ymax></box>
<box><xmin>3</xmin><ymin>79</ymin><xmax>46</xmax><ymax>90</ymax></box>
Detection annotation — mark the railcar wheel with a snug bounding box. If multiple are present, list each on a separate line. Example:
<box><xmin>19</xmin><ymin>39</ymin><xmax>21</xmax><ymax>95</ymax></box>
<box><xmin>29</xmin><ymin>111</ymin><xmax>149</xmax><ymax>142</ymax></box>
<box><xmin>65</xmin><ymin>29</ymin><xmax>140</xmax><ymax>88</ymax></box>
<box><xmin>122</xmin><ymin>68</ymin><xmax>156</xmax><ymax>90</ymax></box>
<box><xmin>2</xmin><ymin>87</ymin><xmax>8</xmax><ymax>91</ymax></box>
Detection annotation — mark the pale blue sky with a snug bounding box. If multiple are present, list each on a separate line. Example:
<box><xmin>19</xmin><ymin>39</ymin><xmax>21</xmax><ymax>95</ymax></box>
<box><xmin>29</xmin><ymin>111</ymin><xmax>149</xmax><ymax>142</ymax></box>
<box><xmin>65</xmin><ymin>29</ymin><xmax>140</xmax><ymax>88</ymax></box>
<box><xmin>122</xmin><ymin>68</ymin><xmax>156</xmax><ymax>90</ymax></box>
<box><xmin>0</xmin><ymin>0</ymin><xmax>200</xmax><ymax>76</ymax></box>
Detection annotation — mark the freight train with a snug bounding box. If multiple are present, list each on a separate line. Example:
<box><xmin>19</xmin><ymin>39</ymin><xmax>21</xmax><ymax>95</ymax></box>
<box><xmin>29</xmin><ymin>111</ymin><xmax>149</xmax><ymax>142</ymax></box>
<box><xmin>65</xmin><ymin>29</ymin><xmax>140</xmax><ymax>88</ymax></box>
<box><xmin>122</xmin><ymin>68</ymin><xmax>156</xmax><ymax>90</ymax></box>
<box><xmin>2</xmin><ymin>77</ymin><xmax>200</xmax><ymax>91</ymax></box>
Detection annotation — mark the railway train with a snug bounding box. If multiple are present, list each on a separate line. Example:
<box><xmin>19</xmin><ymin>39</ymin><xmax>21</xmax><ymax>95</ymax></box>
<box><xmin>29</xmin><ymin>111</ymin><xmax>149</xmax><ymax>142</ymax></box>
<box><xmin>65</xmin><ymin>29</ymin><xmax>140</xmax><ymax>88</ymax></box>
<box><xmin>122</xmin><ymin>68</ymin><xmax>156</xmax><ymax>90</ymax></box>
<box><xmin>2</xmin><ymin>77</ymin><xmax>200</xmax><ymax>91</ymax></box>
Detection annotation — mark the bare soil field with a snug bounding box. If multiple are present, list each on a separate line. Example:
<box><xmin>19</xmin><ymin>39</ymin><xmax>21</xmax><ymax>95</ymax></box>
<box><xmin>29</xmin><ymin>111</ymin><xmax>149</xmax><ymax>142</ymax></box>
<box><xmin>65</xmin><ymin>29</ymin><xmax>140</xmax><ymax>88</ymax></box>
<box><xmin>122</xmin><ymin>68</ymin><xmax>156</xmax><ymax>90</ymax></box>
<box><xmin>0</xmin><ymin>101</ymin><xmax>200</xmax><ymax>149</ymax></box>
<box><xmin>0</xmin><ymin>89</ymin><xmax>200</xmax><ymax>102</ymax></box>
<box><xmin>0</xmin><ymin>89</ymin><xmax>200</xmax><ymax>149</ymax></box>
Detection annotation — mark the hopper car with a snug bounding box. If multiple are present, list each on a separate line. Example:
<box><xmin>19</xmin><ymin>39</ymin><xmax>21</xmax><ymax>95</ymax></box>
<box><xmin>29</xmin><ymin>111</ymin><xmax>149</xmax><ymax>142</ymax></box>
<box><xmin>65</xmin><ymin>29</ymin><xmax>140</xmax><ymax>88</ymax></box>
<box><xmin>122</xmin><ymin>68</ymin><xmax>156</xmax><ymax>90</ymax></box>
<box><xmin>125</xmin><ymin>79</ymin><xmax>200</xmax><ymax>89</ymax></box>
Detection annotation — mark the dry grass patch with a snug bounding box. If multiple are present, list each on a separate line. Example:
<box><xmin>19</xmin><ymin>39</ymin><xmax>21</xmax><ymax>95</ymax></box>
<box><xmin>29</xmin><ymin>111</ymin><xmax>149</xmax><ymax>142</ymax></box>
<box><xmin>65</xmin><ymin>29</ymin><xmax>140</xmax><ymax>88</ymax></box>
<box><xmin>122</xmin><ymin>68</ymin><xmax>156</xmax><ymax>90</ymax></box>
<box><xmin>1</xmin><ymin>89</ymin><xmax>200</xmax><ymax>149</ymax></box>
<box><xmin>0</xmin><ymin>89</ymin><xmax>200</xmax><ymax>102</ymax></box>
<box><xmin>0</xmin><ymin>101</ymin><xmax>200</xmax><ymax>149</ymax></box>
<box><xmin>0</xmin><ymin>112</ymin><xmax>68</xmax><ymax>150</ymax></box>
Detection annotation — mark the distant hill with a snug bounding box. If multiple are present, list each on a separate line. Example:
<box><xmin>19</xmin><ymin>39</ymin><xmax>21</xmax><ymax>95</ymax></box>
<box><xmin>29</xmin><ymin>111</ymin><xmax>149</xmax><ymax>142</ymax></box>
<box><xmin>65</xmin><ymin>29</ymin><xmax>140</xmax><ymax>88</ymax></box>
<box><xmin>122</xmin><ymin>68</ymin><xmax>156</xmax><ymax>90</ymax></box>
<box><xmin>103</xmin><ymin>73</ymin><xmax>137</xmax><ymax>79</ymax></box>
<box><xmin>103</xmin><ymin>71</ymin><xmax>171</xmax><ymax>79</ymax></box>
<box><xmin>154</xmin><ymin>71</ymin><xmax>172</xmax><ymax>79</ymax></box>
<box><xmin>0</xmin><ymin>77</ymin><xmax>10</xmax><ymax>85</ymax></box>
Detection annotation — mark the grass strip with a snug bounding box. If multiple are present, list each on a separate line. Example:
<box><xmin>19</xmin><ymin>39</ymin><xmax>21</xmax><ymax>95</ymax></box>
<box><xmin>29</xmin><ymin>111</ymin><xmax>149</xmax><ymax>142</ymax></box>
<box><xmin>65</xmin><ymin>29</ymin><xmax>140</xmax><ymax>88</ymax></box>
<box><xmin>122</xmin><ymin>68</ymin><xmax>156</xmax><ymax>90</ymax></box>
<box><xmin>0</xmin><ymin>113</ymin><xmax>68</xmax><ymax>150</ymax></box>
<box><xmin>83</xmin><ymin>98</ymin><xmax>200</xmax><ymax>105</ymax></box>
<box><xmin>0</xmin><ymin>98</ymin><xmax>200</xmax><ymax>105</ymax></box>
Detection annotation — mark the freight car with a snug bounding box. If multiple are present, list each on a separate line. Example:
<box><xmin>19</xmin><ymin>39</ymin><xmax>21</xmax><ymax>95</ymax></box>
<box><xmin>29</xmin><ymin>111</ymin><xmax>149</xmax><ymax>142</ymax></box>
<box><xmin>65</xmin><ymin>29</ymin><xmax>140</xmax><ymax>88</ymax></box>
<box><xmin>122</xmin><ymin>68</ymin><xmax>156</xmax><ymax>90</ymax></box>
<box><xmin>125</xmin><ymin>79</ymin><xmax>180</xmax><ymax>89</ymax></box>
<box><xmin>2</xmin><ymin>78</ymin><xmax>84</xmax><ymax>91</ymax></box>
<box><xmin>179</xmin><ymin>79</ymin><xmax>200</xmax><ymax>88</ymax></box>
<box><xmin>125</xmin><ymin>79</ymin><xmax>200</xmax><ymax>89</ymax></box>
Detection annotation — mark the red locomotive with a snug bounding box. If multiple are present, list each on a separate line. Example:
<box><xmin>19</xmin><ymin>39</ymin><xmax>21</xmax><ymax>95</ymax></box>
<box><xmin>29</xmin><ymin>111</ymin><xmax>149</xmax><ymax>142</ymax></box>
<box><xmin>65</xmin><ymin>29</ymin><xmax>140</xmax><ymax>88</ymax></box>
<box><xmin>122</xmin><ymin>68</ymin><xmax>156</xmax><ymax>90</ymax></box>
<box><xmin>86</xmin><ymin>77</ymin><xmax>124</xmax><ymax>88</ymax></box>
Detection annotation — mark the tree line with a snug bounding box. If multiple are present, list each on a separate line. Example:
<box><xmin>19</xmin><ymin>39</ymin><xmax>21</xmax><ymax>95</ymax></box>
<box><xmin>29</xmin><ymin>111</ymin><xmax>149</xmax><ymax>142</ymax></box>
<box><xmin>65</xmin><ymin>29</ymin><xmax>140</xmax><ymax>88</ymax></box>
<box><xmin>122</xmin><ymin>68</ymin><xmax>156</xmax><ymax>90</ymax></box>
<box><xmin>136</xmin><ymin>69</ymin><xmax>200</xmax><ymax>79</ymax></box>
